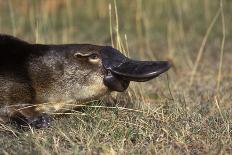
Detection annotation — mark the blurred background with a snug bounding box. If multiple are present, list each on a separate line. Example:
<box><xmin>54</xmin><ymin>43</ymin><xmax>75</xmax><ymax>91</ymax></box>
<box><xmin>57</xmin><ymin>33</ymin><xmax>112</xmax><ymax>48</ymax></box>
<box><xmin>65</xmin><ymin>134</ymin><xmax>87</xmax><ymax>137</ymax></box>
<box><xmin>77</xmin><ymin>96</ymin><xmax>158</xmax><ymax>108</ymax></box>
<box><xmin>0</xmin><ymin>0</ymin><xmax>231</xmax><ymax>58</ymax></box>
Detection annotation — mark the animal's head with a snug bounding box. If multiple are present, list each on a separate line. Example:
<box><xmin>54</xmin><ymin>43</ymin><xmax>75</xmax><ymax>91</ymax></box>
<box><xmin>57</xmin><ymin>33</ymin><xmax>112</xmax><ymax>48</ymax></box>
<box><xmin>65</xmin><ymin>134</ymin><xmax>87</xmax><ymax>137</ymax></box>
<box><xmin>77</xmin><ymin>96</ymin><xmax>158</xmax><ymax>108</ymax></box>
<box><xmin>28</xmin><ymin>43</ymin><xmax>170</xmax><ymax>102</ymax></box>
<box><xmin>58</xmin><ymin>45</ymin><xmax>171</xmax><ymax>100</ymax></box>
<box><xmin>0</xmin><ymin>34</ymin><xmax>171</xmax><ymax>105</ymax></box>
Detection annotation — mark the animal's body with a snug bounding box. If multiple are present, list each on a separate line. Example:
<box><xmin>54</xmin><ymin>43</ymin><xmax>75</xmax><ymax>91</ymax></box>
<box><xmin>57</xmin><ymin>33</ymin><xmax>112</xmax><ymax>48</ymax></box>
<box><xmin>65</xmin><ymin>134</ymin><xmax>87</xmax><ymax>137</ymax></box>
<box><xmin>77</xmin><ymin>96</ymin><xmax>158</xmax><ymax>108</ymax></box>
<box><xmin>0</xmin><ymin>34</ymin><xmax>170</xmax><ymax>128</ymax></box>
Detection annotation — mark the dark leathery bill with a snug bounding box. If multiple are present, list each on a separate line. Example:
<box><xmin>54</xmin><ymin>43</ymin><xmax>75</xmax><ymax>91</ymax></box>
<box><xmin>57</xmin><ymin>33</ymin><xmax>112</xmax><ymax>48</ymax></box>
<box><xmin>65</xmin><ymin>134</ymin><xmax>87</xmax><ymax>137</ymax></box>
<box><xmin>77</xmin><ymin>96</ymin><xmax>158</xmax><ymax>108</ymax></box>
<box><xmin>101</xmin><ymin>46</ymin><xmax>171</xmax><ymax>91</ymax></box>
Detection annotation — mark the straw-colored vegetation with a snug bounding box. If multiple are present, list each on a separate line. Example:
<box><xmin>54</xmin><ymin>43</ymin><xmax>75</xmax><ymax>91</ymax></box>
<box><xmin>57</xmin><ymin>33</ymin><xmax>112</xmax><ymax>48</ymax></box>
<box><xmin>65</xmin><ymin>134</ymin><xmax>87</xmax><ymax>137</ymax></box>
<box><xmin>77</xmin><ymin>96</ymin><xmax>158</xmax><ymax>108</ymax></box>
<box><xmin>0</xmin><ymin>0</ymin><xmax>231</xmax><ymax>154</ymax></box>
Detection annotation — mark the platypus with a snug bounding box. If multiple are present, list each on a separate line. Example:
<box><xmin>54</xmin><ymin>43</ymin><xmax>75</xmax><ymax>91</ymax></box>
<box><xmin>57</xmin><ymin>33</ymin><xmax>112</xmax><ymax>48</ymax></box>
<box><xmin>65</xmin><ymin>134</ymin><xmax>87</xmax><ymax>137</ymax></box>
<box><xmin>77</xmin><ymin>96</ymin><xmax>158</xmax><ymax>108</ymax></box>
<box><xmin>0</xmin><ymin>34</ymin><xmax>171</xmax><ymax>128</ymax></box>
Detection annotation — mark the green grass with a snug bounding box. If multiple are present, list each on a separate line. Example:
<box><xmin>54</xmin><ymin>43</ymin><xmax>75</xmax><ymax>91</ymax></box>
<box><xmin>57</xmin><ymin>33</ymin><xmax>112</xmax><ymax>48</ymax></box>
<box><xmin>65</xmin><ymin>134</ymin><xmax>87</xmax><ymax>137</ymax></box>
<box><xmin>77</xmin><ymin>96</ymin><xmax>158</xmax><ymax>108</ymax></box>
<box><xmin>0</xmin><ymin>0</ymin><xmax>232</xmax><ymax>154</ymax></box>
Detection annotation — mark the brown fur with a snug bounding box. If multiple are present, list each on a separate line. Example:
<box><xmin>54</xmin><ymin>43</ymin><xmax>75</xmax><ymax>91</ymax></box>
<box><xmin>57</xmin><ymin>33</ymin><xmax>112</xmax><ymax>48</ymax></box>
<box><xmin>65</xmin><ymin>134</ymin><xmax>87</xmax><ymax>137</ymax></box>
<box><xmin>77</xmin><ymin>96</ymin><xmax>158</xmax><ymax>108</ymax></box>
<box><xmin>0</xmin><ymin>34</ymin><xmax>170</xmax><ymax>127</ymax></box>
<box><xmin>0</xmin><ymin>34</ymin><xmax>110</xmax><ymax>124</ymax></box>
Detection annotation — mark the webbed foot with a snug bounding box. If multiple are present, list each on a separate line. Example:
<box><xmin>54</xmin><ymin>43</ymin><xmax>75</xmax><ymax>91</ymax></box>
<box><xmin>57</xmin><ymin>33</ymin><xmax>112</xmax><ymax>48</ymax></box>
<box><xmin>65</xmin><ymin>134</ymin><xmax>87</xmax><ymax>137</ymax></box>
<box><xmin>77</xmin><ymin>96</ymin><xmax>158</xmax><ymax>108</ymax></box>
<box><xmin>11</xmin><ymin>113</ymin><xmax>53</xmax><ymax>129</ymax></box>
<box><xmin>29</xmin><ymin>114</ymin><xmax>53</xmax><ymax>128</ymax></box>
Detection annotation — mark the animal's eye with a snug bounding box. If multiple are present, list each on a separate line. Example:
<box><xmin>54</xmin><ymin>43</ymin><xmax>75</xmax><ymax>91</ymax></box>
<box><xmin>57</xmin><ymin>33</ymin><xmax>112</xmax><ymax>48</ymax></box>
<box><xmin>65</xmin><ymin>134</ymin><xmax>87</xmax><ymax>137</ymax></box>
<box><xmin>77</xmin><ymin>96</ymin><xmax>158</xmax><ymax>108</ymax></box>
<box><xmin>89</xmin><ymin>54</ymin><xmax>99</xmax><ymax>60</ymax></box>
<box><xmin>88</xmin><ymin>54</ymin><xmax>100</xmax><ymax>64</ymax></box>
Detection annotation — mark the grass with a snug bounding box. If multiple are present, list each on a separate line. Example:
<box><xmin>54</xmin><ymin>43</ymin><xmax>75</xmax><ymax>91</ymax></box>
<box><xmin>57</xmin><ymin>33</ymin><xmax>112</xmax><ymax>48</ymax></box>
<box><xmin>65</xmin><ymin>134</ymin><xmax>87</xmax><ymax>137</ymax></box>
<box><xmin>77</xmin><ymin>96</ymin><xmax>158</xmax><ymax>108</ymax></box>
<box><xmin>0</xmin><ymin>0</ymin><xmax>232</xmax><ymax>154</ymax></box>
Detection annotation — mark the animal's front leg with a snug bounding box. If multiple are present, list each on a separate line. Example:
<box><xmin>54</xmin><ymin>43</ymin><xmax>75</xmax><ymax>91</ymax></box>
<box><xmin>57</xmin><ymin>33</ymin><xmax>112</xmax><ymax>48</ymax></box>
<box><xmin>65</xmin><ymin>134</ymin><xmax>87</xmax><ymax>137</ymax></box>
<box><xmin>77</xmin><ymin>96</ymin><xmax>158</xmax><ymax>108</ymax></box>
<box><xmin>9</xmin><ymin>106</ymin><xmax>53</xmax><ymax>129</ymax></box>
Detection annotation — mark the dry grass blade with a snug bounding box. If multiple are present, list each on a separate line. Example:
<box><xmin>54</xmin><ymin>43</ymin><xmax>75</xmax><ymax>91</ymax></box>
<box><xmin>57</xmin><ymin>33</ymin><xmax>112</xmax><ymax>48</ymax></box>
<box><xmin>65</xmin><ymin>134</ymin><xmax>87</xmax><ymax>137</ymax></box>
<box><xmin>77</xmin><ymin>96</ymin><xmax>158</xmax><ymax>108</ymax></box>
<box><xmin>109</xmin><ymin>4</ymin><xmax>114</xmax><ymax>48</ymax></box>
<box><xmin>216</xmin><ymin>0</ymin><xmax>226</xmax><ymax>94</ymax></box>
<box><xmin>190</xmin><ymin>8</ymin><xmax>221</xmax><ymax>86</ymax></box>
<box><xmin>0</xmin><ymin>123</ymin><xmax>18</xmax><ymax>137</ymax></box>
<box><xmin>7</xmin><ymin>0</ymin><xmax>16</xmax><ymax>36</ymax></box>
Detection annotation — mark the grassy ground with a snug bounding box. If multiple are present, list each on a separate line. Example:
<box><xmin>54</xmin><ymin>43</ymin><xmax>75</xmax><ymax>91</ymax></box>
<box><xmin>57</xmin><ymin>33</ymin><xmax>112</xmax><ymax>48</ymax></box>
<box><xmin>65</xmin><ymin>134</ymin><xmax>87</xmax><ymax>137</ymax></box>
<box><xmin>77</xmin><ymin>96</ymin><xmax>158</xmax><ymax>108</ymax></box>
<box><xmin>0</xmin><ymin>0</ymin><xmax>232</xmax><ymax>154</ymax></box>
